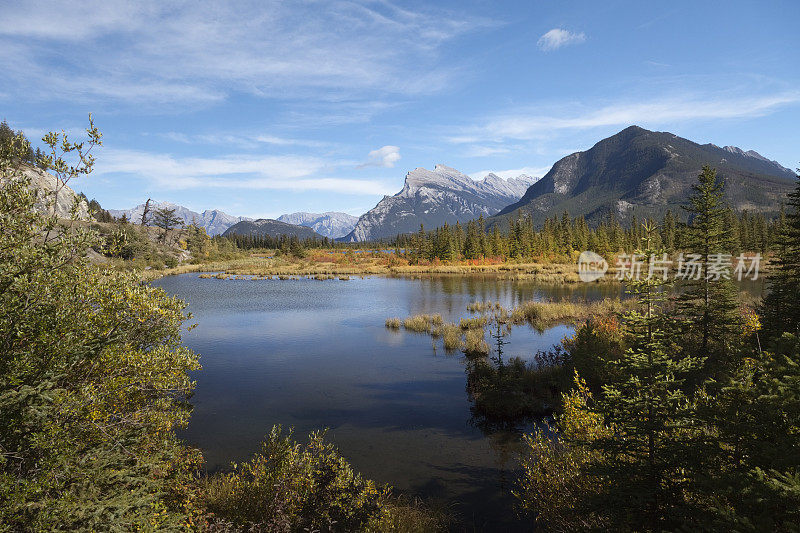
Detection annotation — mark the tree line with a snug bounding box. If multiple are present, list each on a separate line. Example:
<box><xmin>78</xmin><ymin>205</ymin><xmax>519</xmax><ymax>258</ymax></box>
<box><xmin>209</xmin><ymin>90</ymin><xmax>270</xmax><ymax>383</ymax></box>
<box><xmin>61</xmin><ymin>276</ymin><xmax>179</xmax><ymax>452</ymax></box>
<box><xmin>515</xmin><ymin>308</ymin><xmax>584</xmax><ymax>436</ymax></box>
<box><xmin>394</xmin><ymin>205</ymin><xmax>784</xmax><ymax>264</ymax></box>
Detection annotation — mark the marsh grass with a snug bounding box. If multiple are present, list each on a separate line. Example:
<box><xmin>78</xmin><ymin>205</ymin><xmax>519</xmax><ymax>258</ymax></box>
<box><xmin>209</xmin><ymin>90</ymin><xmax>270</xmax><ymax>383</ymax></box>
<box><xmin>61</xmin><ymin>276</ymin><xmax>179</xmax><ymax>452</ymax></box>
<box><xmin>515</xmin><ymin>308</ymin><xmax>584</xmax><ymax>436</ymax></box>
<box><xmin>464</xmin><ymin>329</ymin><xmax>490</xmax><ymax>356</ymax></box>
<box><xmin>441</xmin><ymin>323</ymin><xmax>463</xmax><ymax>351</ymax></box>
<box><xmin>402</xmin><ymin>314</ymin><xmax>444</xmax><ymax>333</ymax></box>
<box><xmin>385</xmin><ymin>317</ymin><xmax>402</xmax><ymax>329</ymax></box>
<box><xmin>510</xmin><ymin>298</ymin><xmax>631</xmax><ymax>331</ymax></box>
<box><xmin>145</xmin><ymin>249</ymin><xmax>621</xmax><ymax>285</ymax></box>
<box><xmin>459</xmin><ymin>316</ymin><xmax>488</xmax><ymax>330</ymax></box>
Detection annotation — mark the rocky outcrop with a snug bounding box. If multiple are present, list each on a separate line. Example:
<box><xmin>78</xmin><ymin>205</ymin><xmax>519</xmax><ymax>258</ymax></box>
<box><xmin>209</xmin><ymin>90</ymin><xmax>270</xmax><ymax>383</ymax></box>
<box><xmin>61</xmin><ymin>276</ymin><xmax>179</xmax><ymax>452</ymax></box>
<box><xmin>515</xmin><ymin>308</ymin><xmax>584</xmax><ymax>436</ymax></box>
<box><xmin>7</xmin><ymin>164</ymin><xmax>91</xmax><ymax>219</ymax></box>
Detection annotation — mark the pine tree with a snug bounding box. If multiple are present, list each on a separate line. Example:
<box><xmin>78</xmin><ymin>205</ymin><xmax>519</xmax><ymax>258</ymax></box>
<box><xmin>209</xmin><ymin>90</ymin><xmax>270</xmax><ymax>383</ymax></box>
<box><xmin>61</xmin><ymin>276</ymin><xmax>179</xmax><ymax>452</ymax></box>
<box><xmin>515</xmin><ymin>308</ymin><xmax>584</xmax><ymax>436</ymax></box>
<box><xmin>153</xmin><ymin>206</ymin><xmax>182</xmax><ymax>242</ymax></box>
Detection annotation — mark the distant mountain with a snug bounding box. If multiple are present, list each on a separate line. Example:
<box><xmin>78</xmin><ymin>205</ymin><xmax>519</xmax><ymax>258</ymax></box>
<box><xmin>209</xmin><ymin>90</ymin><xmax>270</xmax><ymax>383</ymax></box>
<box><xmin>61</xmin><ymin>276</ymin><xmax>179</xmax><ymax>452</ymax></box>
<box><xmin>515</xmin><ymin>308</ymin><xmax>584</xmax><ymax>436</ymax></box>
<box><xmin>343</xmin><ymin>165</ymin><xmax>537</xmax><ymax>242</ymax></box>
<box><xmin>495</xmin><ymin>125</ymin><xmax>796</xmax><ymax>226</ymax></box>
<box><xmin>108</xmin><ymin>201</ymin><xmax>251</xmax><ymax>236</ymax></box>
<box><xmin>277</xmin><ymin>211</ymin><xmax>359</xmax><ymax>239</ymax></box>
<box><xmin>222</xmin><ymin>219</ymin><xmax>323</xmax><ymax>239</ymax></box>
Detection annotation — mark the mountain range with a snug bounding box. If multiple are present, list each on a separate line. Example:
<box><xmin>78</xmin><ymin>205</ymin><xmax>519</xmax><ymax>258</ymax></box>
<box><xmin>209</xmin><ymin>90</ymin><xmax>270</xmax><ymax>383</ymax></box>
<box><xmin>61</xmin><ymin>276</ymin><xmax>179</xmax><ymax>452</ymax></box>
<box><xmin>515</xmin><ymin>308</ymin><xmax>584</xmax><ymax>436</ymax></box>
<box><xmin>277</xmin><ymin>212</ymin><xmax>358</xmax><ymax>239</ymax></box>
<box><xmin>495</xmin><ymin>125</ymin><xmax>796</xmax><ymax>226</ymax></box>
<box><xmin>108</xmin><ymin>202</ymin><xmax>251</xmax><ymax>236</ymax></box>
<box><xmin>222</xmin><ymin>218</ymin><xmax>323</xmax><ymax>239</ymax></box>
<box><xmin>343</xmin><ymin>165</ymin><xmax>537</xmax><ymax>242</ymax></box>
<box><xmin>103</xmin><ymin>126</ymin><xmax>795</xmax><ymax>242</ymax></box>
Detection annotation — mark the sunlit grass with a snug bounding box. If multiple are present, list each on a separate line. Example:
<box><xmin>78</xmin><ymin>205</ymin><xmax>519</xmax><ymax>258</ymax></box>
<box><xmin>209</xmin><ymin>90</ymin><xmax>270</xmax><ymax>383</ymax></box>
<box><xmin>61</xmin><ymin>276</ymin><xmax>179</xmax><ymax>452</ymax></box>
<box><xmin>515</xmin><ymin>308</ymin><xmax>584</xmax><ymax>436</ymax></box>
<box><xmin>385</xmin><ymin>317</ymin><xmax>402</xmax><ymax>329</ymax></box>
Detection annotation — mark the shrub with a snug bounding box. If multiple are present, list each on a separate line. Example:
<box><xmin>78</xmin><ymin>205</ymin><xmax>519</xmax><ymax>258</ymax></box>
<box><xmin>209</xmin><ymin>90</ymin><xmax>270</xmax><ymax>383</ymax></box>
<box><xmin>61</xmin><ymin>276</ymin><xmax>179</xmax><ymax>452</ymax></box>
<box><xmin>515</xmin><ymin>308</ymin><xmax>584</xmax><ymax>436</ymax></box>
<box><xmin>562</xmin><ymin>317</ymin><xmax>626</xmax><ymax>390</ymax></box>
<box><xmin>514</xmin><ymin>373</ymin><xmax>610</xmax><ymax>530</ymax></box>
<box><xmin>202</xmin><ymin>426</ymin><xmax>386</xmax><ymax>532</ymax></box>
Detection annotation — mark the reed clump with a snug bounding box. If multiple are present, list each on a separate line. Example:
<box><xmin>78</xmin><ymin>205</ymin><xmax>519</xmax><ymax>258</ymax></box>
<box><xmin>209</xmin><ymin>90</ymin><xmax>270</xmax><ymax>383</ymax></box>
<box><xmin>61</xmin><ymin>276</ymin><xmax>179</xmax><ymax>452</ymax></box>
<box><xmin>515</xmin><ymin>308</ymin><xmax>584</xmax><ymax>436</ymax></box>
<box><xmin>459</xmin><ymin>316</ymin><xmax>488</xmax><ymax>330</ymax></box>
<box><xmin>385</xmin><ymin>317</ymin><xmax>402</xmax><ymax>329</ymax></box>
<box><xmin>441</xmin><ymin>323</ymin><xmax>463</xmax><ymax>351</ymax></box>
<box><xmin>464</xmin><ymin>328</ymin><xmax>489</xmax><ymax>356</ymax></box>
<box><xmin>510</xmin><ymin>298</ymin><xmax>629</xmax><ymax>329</ymax></box>
<box><xmin>402</xmin><ymin>314</ymin><xmax>444</xmax><ymax>333</ymax></box>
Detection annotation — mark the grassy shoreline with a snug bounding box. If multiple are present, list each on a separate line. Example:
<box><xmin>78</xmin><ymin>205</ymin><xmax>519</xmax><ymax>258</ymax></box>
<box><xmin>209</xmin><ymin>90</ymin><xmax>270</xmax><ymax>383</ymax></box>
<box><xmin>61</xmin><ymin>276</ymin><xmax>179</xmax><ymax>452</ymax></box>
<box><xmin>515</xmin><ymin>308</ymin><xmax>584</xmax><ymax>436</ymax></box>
<box><xmin>140</xmin><ymin>253</ymin><xmax>622</xmax><ymax>283</ymax></box>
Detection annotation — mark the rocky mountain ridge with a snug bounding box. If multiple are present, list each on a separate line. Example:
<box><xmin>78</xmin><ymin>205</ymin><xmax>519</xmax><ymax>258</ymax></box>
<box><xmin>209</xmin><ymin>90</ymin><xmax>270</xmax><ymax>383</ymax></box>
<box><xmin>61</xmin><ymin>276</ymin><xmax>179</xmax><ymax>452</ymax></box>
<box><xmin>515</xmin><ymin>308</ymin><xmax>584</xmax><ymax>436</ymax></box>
<box><xmin>495</xmin><ymin>125</ymin><xmax>795</xmax><ymax>226</ymax></box>
<box><xmin>343</xmin><ymin>164</ymin><xmax>536</xmax><ymax>242</ymax></box>
<box><xmin>108</xmin><ymin>202</ymin><xmax>251</xmax><ymax>236</ymax></box>
<box><xmin>277</xmin><ymin>211</ymin><xmax>358</xmax><ymax>239</ymax></box>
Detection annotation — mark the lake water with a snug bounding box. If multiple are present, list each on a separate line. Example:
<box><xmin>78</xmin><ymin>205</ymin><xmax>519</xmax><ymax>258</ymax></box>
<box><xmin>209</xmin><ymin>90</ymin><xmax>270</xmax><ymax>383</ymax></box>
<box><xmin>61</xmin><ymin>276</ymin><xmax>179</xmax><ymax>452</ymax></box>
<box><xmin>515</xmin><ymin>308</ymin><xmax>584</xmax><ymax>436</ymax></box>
<box><xmin>152</xmin><ymin>274</ymin><xmax>623</xmax><ymax>531</ymax></box>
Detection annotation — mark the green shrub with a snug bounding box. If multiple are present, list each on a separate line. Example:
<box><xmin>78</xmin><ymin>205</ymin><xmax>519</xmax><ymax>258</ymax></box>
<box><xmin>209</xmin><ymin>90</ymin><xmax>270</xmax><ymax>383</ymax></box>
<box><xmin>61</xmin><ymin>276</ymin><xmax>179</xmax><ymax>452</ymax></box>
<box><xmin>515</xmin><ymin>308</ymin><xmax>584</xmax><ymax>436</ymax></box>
<box><xmin>202</xmin><ymin>426</ymin><xmax>387</xmax><ymax>531</ymax></box>
<box><xmin>562</xmin><ymin>316</ymin><xmax>626</xmax><ymax>390</ymax></box>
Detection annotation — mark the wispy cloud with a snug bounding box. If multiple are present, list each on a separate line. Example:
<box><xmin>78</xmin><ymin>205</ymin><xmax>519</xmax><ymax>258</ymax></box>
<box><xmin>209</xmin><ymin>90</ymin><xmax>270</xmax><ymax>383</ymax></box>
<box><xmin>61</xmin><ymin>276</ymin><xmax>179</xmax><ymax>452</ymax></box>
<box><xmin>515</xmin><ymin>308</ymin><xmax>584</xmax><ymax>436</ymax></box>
<box><xmin>0</xmin><ymin>0</ymin><xmax>493</xmax><ymax>106</ymax></box>
<box><xmin>357</xmin><ymin>145</ymin><xmax>401</xmax><ymax>168</ymax></box>
<box><xmin>95</xmin><ymin>148</ymin><xmax>395</xmax><ymax>195</ymax></box>
<box><xmin>537</xmin><ymin>28</ymin><xmax>586</xmax><ymax>51</ymax></box>
<box><xmin>157</xmin><ymin>131</ymin><xmax>328</xmax><ymax>149</ymax></box>
<box><xmin>462</xmin><ymin>145</ymin><xmax>511</xmax><ymax>157</ymax></box>
<box><xmin>453</xmin><ymin>92</ymin><xmax>800</xmax><ymax>143</ymax></box>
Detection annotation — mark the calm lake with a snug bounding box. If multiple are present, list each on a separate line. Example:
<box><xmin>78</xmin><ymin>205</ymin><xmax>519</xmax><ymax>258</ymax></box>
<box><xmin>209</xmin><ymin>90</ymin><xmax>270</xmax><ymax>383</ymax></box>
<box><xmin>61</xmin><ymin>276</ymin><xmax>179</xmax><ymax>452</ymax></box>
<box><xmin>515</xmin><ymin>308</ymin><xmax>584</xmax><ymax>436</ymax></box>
<box><xmin>152</xmin><ymin>274</ymin><xmax>624</xmax><ymax>530</ymax></box>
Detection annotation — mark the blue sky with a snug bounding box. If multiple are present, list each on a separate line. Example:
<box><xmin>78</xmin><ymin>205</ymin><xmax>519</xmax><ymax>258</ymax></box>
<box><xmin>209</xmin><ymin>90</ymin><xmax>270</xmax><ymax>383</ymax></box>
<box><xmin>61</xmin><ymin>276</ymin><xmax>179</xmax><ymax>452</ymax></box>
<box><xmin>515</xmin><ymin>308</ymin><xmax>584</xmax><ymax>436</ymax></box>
<box><xmin>2</xmin><ymin>0</ymin><xmax>798</xmax><ymax>218</ymax></box>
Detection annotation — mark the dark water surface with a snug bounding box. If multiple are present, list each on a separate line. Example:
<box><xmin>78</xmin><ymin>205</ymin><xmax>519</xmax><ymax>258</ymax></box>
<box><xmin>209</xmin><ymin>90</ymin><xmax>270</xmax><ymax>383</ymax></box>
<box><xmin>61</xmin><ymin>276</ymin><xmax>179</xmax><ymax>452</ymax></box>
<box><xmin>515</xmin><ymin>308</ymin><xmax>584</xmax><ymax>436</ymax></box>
<box><xmin>152</xmin><ymin>274</ymin><xmax>622</xmax><ymax>531</ymax></box>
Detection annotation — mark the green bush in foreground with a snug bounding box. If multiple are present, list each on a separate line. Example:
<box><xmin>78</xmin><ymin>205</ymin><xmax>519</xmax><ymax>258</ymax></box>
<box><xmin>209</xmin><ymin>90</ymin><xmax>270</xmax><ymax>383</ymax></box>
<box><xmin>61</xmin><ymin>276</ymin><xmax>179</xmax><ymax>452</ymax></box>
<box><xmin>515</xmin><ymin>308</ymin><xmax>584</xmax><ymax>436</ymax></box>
<box><xmin>0</xmin><ymin>123</ymin><xmax>203</xmax><ymax>530</ymax></box>
<box><xmin>202</xmin><ymin>426</ymin><xmax>448</xmax><ymax>532</ymax></box>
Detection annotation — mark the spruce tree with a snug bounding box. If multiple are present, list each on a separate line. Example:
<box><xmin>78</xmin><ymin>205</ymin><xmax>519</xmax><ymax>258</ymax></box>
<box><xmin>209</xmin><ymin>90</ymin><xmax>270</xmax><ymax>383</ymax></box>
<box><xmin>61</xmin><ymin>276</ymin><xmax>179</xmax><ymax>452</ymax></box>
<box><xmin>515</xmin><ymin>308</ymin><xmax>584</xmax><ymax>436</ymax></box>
<box><xmin>590</xmin><ymin>222</ymin><xmax>701</xmax><ymax>530</ymax></box>
<box><xmin>761</xmin><ymin>172</ymin><xmax>800</xmax><ymax>340</ymax></box>
<box><xmin>679</xmin><ymin>165</ymin><xmax>742</xmax><ymax>380</ymax></box>
<box><xmin>693</xmin><ymin>333</ymin><xmax>800</xmax><ymax>529</ymax></box>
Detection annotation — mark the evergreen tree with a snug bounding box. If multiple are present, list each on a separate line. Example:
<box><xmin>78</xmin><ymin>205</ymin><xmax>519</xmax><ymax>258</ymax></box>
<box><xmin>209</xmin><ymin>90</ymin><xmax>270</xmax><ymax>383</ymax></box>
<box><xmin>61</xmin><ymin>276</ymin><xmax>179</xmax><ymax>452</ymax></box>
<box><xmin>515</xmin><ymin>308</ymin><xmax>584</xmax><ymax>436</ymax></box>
<box><xmin>589</xmin><ymin>223</ymin><xmax>700</xmax><ymax>530</ymax></box>
<box><xmin>679</xmin><ymin>166</ymin><xmax>742</xmax><ymax>380</ymax></box>
<box><xmin>662</xmin><ymin>210</ymin><xmax>676</xmax><ymax>252</ymax></box>
<box><xmin>153</xmin><ymin>206</ymin><xmax>182</xmax><ymax>242</ymax></box>
<box><xmin>762</xmin><ymin>172</ymin><xmax>800</xmax><ymax>340</ymax></box>
<box><xmin>693</xmin><ymin>333</ymin><xmax>800</xmax><ymax>529</ymax></box>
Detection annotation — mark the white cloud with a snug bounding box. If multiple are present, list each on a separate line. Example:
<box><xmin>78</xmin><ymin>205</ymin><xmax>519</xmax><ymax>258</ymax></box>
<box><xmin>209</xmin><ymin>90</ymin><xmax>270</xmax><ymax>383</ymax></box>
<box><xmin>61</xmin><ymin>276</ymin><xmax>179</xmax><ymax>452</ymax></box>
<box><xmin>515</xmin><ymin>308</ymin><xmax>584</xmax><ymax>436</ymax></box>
<box><xmin>453</xmin><ymin>92</ymin><xmax>800</xmax><ymax>143</ymax></box>
<box><xmin>357</xmin><ymin>145</ymin><xmax>401</xmax><ymax>168</ymax></box>
<box><xmin>156</xmin><ymin>131</ymin><xmax>327</xmax><ymax>149</ymax></box>
<box><xmin>0</xmin><ymin>0</ymin><xmax>494</xmax><ymax>105</ymax></box>
<box><xmin>537</xmin><ymin>28</ymin><xmax>586</xmax><ymax>51</ymax></box>
<box><xmin>463</xmin><ymin>145</ymin><xmax>511</xmax><ymax>157</ymax></box>
<box><xmin>94</xmin><ymin>148</ymin><xmax>395</xmax><ymax>195</ymax></box>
